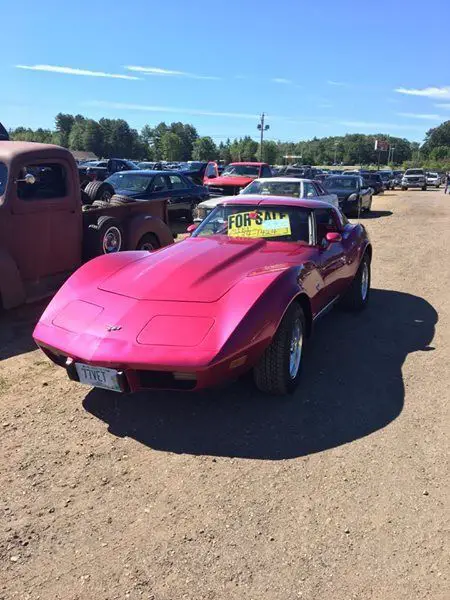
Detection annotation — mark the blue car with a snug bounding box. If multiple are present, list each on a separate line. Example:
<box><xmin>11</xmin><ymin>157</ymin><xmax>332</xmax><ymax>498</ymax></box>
<box><xmin>106</xmin><ymin>170</ymin><xmax>209</xmax><ymax>220</ymax></box>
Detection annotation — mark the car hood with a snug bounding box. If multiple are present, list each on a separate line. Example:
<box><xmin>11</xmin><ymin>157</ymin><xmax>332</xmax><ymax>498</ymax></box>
<box><xmin>205</xmin><ymin>175</ymin><xmax>255</xmax><ymax>187</ymax></box>
<box><xmin>98</xmin><ymin>237</ymin><xmax>309</xmax><ymax>303</ymax></box>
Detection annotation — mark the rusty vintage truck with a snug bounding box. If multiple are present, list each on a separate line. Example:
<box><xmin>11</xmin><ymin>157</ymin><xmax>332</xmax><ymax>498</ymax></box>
<box><xmin>0</xmin><ymin>140</ymin><xmax>174</xmax><ymax>309</ymax></box>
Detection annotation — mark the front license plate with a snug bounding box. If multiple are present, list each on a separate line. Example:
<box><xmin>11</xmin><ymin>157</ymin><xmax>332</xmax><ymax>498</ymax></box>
<box><xmin>75</xmin><ymin>363</ymin><xmax>122</xmax><ymax>392</ymax></box>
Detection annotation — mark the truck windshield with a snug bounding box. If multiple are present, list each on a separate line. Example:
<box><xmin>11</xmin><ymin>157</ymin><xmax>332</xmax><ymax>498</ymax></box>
<box><xmin>0</xmin><ymin>162</ymin><xmax>7</xmax><ymax>196</ymax></box>
<box><xmin>222</xmin><ymin>165</ymin><xmax>260</xmax><ymax>177</ymax></box>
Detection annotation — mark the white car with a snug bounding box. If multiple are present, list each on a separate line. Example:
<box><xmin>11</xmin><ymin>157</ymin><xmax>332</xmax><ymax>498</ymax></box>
<box><xmin>194</xmin><ymin>177</ymin><xmax>339</xmax><ymax>221</ymax></box>
<box><xmin>426</xmin><ymin>172</ymin><xmax>441</xmax><ymax>187</ymax></box>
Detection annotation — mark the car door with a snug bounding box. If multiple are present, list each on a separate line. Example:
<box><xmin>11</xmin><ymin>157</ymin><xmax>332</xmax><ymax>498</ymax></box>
<box><xmin>167</xmin><ymin>174</ymin><xmax>192</xmax><ymax>218</ymax></box>
<box><xmin>149</xmin><ymin>174</ymin><xmax>172</xmax><ymax>210</ymax></box>
<box><xmin>313</xmin><ymin>207</ymin><xmax>348</xmax><ymax>306</ymax></box>
<box><xmin>9</xmin><ymin>159</ymin><xmax>82</xmax><ymax>285</ymax></box>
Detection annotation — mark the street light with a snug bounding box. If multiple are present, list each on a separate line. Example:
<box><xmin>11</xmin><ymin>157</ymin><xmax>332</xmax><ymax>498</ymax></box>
<box><xmin>334</xmin><ymin>142</ymin><xmax>338</xmax><ymax>165</ymax></box>
<box><xmin>257</xmin><ymin>113</ymin><xmax>270</xmax><ymax>161</ymax></box>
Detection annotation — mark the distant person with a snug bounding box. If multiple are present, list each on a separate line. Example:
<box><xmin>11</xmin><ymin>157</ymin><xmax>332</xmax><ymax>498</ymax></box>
<box><xmin>445</xmin><ymin>172</ymin><xmax>450</xmax><ymax>194</ymax></box>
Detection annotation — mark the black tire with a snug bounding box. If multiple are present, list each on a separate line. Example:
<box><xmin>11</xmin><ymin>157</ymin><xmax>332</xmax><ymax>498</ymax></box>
<box><xmin>401</xmin><ymin>186</ymin><xmax>407</xmax><ymax>191</ymax></box>
<box><xmin>81</xmin><ymin>190</ymin><xmax>92</xmax><ymax>205</ymax></box>
<box><xmin>84</xmin><ymin>181</ymin><xmax>114</xmax><ymax>202</ymax></box>
<box><xmin>340</xmin><ymin>253</ymin><xmax>371</xmax><ymax>312</ymax></box>
<box><xmin>110</xmin><ymin>194</ymin><xmax>135</xmax><ymax>205</ymax></box>
<box><xmin>253</xmin><ymin>303</ymin><xmax>306</xmax><ymax>396</ymax></box>
<box><xmin>422</xmin><ymin>186</ymin><xmax>427</xmax><ymax>191</ymax></box>
<box><xmin>136</xmin><ymin>233</ymin><xmax>160</xmax><ymax>251</ymax></box>
<box><xmin>85</xmin><ymin>216</ymin><xmax>124</xmax><ymax>257</ymax></box>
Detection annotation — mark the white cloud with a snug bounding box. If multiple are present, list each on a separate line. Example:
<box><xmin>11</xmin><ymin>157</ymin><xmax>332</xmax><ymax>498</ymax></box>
<box><xmin>125</xmin><ymin>66</ymin><xmax>220</xmax><ymax>80</ymax></box>
<box><xmin>395</xmin><ymin>86</ymin><xmax>450</xmax><ymax>99</ymax></box>
<box><xmin>272</xmin><ymin>78</ymin><xmax>292</xmax><ymax>85</ymax></box>
<box><xmin>339</xmin><ymin>120</ymin><xmax>425</xmax><ymax>132</ymax></box>
<box><xmin>16</xmin><ymin>64</ymin><xmax>140</xmax><ymax>80</ymax></box>
<box><xmin>86</xmin><ymin>100</ymin><xmax>258</xmax><ymax>119</ymax></box>
<box><xmin>328</xmin><ymin>80</ymin><xmax>346</xmax><ymax>86</ymax></box>
<box><xmin>397</xmin><ymin>112</ymin><xmax>442</xmax><ymax>120</ymax></box>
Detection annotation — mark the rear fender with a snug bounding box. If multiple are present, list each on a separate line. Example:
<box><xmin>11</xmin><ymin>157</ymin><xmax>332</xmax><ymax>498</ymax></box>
<box><xmin>0</xmin><ymin>248</ymin><xmax>26</xmax><ymax>309</ymax></box>
<box><xmin>125</xmin><ymin>215</ymin><xmax>174</xmax><ymax>250</ymax></box>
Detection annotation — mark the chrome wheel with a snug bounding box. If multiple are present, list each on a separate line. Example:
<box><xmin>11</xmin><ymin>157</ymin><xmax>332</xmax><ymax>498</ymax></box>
<box><xmin>103</xmin><ymin>226</ymin><xmax>122</xmax><ymax>253</ymax></box>
<box><xmin>289</xmin><ymin>319</ymin><xmax>303</xmax><ymax>379</ymax></box>
<box><xmin>101</xmin><ymin>191</ymin><xmax>112</xmax><ymax>201</ymax></box>
<box><xmin>361</xmin><ymin>261</ymin><xmax>369</xmax><ymax>301</ymax></box>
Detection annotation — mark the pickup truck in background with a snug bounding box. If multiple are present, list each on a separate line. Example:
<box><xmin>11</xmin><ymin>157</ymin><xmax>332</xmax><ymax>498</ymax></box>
<box><xmin>0</xmin><ymin>141</ymin><xmax>173</xmax><ymax>309</ymax></box>
<box><xmin>203</xmin><ymin>161</ymin><xmax>273</xmax><ymax>196</ymax></box>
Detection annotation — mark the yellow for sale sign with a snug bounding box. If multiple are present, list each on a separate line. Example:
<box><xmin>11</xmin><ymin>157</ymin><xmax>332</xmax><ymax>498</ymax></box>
<box><xmin>228</xmin><ymin>210</ymin><xmax>291</xmax><ymax>238</ymax></box>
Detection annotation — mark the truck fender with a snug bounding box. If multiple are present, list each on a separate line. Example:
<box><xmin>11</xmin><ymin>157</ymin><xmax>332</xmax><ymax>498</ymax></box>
<box><xmin>0</xmin><ymin>248</ymin><xmax>26</xmax><ymax>309</ymax></box>
<box><xmin>125</xmin><ymin>215</ymin><xmax>174</xmax><ymax>250</ymax></box>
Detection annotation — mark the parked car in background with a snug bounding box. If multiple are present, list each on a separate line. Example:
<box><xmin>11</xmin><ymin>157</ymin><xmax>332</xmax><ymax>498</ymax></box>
<box><xmin>361</xmin><ymin>172</ymin><xmax>384</xmax><ymax>195</ymax></box>
<box><xmin>322</xmin><ymin>175</ymin><xmax>372</xmax><ymax>215</ymax></box>
<box><xmin>194</xmin><ymin>177</ymin><xmax>339</xmax><ymax>221</ymax></box>
<box><xmin>105</xmin><ymin>170</ymin><xmax>209</xmax><ymax>220</ymax></box>
<box><xmin>401</xmin><ymin>169</ymin><xmax>427</xmax><ymax>191</ymax></box>
<box><xmin>137</xmin><ymin>161</ymin><xmax>163</xmax><ymax>170</ymax></box>
<box><xmin>378</xmin><ymin>170</ymin><xmax>394</xmax><ymax>190</ymax></box>
<box><xmin>203</xmin><ymin>162</ymin><xmax>272</xmax><ymax>196</ymax></box>
<box><xmin>177</xmin><ymin>161</ymin><xmax>208</xmax><ymax>185</ymax></box>
<box><xmin>426</xmin><ymin>172</ymin><xmax>441</xmax><ymax>187</ymax></box>
<box><xmin>276</xmin><ymin>165</ymin><xmax>318</xmax><ymax>179</ymax></box>
<box><xmin>392</xmin><ymin>170</ymin><xmax>404</xmax><ymax>189</ymax></box>
<box><xmin>33</xmin><ymin>196</ymin><xmax>372</xmax><ymax>396</ymax></box>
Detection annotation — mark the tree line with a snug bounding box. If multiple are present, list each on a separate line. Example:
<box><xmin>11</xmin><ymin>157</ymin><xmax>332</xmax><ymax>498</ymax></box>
<box><xmin>8</xmin><ymin>113</ymin><xmax>450</xmax><ymax>169</ymax></box>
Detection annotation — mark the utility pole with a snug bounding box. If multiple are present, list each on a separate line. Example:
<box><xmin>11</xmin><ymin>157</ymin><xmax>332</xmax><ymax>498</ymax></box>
<box><xmin>390</xmin><ymin>146</ymin><xmax>395</xmax><ymax>165</ymax></box>
<box><xmin>257</xmin><ymin>113</ymin><xmax>269</xmax><ymax>161</ymax></box>
<box><xmin>334</xmin><ymin>141</ymin><xmax>338</xmax><ymax>165</ymax></box>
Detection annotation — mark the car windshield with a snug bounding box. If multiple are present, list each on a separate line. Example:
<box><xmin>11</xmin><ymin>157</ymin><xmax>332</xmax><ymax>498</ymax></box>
<box><xmin>242</xmin><ymin>180</ymin><xmax>301</xmax><ymax>197</ymax></box>
<box><xmin>186</xmin><ymin>162</ymin><xmax>204</xmax><ymax>171</ymax></box>
<box><xmin>428</xmin><ymin>172</ymin><xmax>438</xmax><ymax>177</ymax></box>
<box><xmin>405</xmin><ymin>169</ymin><xmax>423</xmax><ymax>175</ymax></box>
<box><xmin>192</xmin><ymin>204</ymin><xmax>311</xmax><ymax>243</ymax></box>
<box><xmin>323</xmin><ymin>177</ymin><xmax>358</xmax><ymax>190</ymax></box>
<box><xmin>221</xmin><ymin>165</ymin><xmax>260</xmax><ymax>177</ymax></box>
<box><xmin>106</xmin><ymin>172</ymin><xmax>152</xmax><ymax>192</ymax></box>
<box><xmin>0</xmin><ymin>162</ymin><xmax>7</xmax><ymax>195</ymax></box>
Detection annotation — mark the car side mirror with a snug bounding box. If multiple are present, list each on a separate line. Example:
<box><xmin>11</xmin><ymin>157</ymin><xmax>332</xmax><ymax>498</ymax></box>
<box><xmin>325</xmin><ymin>232</ymin><xmax>342</xmax><ymax>243</ymax></box>
<box><xmin>16</xmin><ymin>173</ymin><xmax>36</xmax><ymax>185</ymax></box>
<box><xmin>186</xmin><ymin>223</ymin><xmax>199</xmax><ymax>235</ymax></box>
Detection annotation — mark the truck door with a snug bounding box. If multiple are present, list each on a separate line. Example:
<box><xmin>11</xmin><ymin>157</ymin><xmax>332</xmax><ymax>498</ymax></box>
<box><xmin>10</xmin><ymin>159</ymin><xmax>82</xmax><ymax>284</ymax></box>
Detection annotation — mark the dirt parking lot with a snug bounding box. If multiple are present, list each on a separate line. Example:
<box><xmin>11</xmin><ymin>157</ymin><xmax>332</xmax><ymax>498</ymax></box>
<box><xmin>1</xmin><ymin>189</ymin><xmax>449</xmax><ymax>600</ymax></box>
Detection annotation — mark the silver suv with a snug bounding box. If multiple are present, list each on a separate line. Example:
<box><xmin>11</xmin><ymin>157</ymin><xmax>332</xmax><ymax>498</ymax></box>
<box><xmin>401</xmin><ymin>168</ymin><xmax>427</xmax><ymax>191</ymax></box>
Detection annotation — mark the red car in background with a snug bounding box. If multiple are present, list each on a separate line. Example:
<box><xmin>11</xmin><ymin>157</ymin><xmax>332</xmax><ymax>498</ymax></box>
<box><xmin>203</xmin><ymin>161</ymin><xmax>272</xmax><ymax>196</ymax></box>
<box><xmin>33</xmin><ymin>196</ymin><xmax>372</xmax><ymax>397</ymax></box>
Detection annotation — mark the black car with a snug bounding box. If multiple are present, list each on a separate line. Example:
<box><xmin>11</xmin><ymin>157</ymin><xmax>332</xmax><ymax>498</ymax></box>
<box><xmin>322</xmin><ymin>175</ymin><xmax>372</xmax><ymax>215</ymax></box>
<box><xmin>361</xmin><ymin>172</ymin><xmax>384</xmax><ymax>195</ymax></box>
<box><xmin>177</xmin><ymin>161</ymin><xmax>209</xmax><ymax>185</ymax></box>
<box><xmin>378</xmin><ymin>170</ymin><xmax>394</xmax><ymax>190</ymax></box>
<box><xmin>105</xmin><ymin>170</ymin><xmax>209</xmax><ymax>220</ymax></box>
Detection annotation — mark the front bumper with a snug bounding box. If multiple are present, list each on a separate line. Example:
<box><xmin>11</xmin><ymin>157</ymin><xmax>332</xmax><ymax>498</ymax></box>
<box><xmin>401</xmin><ymin>180</ymin><xmax>425</xmax><ymax>188</ymax></box>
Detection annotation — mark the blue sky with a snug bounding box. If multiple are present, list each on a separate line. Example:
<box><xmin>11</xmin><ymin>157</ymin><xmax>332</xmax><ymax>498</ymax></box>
<box><xmin>2</xmin><ymin>0</ymin><xmax>449</xmax><ymax>143</ymax></box>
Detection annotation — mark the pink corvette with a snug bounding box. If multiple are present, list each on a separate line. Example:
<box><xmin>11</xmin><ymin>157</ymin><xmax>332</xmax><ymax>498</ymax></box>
<box><xmin>33</xmin><ymin>196</ymin><xmax>372</xmax><ymax>396</ymax></box>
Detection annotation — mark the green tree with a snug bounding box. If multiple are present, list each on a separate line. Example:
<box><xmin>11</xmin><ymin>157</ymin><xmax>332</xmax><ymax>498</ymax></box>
<box><xmin>192</xmin><ymin>136</ymin><xmax>217</xmax><ymax>160</ymax></box>
<box><xmin>423</xmin><ymin>120</ymin><xmax>450</xmax><ymax>151</ymax></box>
<box><xmin>160</xmin><ymin>132</ymin><xmax>184</xmax><ymax>161</ymax></box>
<box><xmin>257</xmin><ymin>140</ymin><xmax>278</xmax><ymax>164</ymax></box>
<box><xmin>68</xmin><ymin>121</ymin><xmax>86</xmax><ymax>150</ymax></box>
<box><xmin>218</xmin><ymin>139</ymin><xmax>232</xmax><ymax>163</ymax></box>
<box><xmin>82</xmin><ymin>120</ymin><xmax>103</xmax><ymax>156</ymax></box>
<box><xmin>430</xmin><ymin>145</ymin><xmax>450</xmax><ymax>161</ymax></box>
<box><xmin>54</xmin><ymin>113</ymin><xmax>75</xmax><ymax>147</ymax></box>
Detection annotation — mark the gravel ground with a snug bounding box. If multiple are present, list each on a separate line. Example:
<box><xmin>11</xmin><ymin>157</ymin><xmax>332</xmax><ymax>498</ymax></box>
<box><xmin>1</xmin><ymin>189</ymin><xmax>449</xmax><ymax>600</ymax></box>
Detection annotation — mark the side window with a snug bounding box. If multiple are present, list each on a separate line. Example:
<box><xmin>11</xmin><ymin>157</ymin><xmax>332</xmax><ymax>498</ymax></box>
<box><xmin>205</xmin><ymin>162</ymin><xmax>217</xmax><ymax>178</ymax></box>
<box><xmin>314</xmin><ymin>182</ymin><xmax>327</xmax><ymax>196</ymax></box>
<box><xmin>303</xmin><ymin>182</ymin><xmax>317</xmax><ymax>198</ymax></box>
<box><xmin>17</xmin><ymin>163</ymin><xmax>67</xmax><ymax>200</ymax></box>
<box><xmin>315</xmin><ymin>208</ymin><xmax>339</xmax><ymax>244</ymax></box>
<box><xmin>151</xmin><ymin>175</ymin><xmax>168</xmax><ymax>192</ymax></box>
<box><xmin>168</xmin><ymin>175</ymin><xmax>185</xmax><ymax>190</ymax></box>
<box><xmin>261</xmin><ymin>165</ymin><xmax>272</xmax><ymax>178</ymax></box>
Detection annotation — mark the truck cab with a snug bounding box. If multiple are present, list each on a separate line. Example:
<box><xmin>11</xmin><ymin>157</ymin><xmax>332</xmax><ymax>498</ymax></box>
<box><xmin>0</xmin><ymin>141</ymin><xmax>172</xmax><ymax>309</ymax></box>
